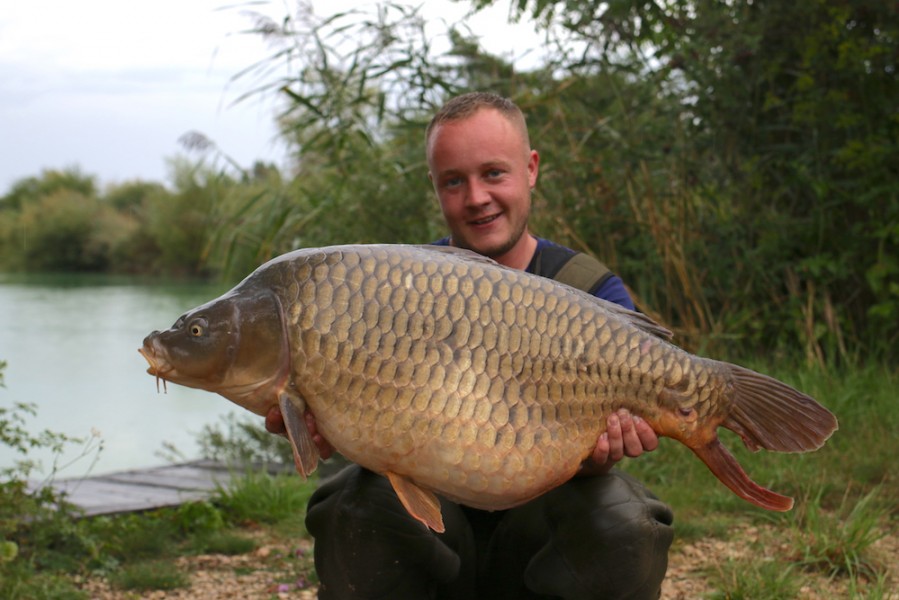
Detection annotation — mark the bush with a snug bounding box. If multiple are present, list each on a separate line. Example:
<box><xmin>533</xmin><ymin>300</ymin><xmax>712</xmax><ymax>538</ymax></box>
<box><xmin>0</xmin><ymin>360</ymin><xmax>98</xmax><ymax>598</ymax></box>
<box><xmin>214</xmin><ymin>471</ymin><xmax>315</xmax><ymax>526</ymax></box>
<box><xmin>197</xmin><ymin>413</ymin><xmax>294</xmax><ymax>467</ymax></box>
<box><xmin>11</xmin><ymin>191</ymin><xmax>108</xmax><ymax>271</ymax></box>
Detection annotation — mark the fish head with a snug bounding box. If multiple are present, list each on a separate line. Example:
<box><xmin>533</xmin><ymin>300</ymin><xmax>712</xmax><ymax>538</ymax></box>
<box><xmin>139</xmin><ymin>286</ymin><xmax>291</xmax><ymax>416</ymax></box>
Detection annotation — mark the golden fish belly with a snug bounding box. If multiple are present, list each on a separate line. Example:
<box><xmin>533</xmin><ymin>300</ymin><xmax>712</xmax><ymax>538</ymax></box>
<box><xmin>277</xmin><ymin>245</ymin><xmax>680</xmax><ymax>509</ymax></box>
<box><xmin>316</xmin><ymin>381</ymin><xmax>606</xmax><ymax>509</ymax></box>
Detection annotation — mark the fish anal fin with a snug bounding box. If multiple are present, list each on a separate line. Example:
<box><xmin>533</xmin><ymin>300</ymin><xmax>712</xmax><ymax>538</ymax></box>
<box><xmin>279</xmin><ymin>395</ymin><xmax>319</xmax><ymax>478</ymax></box>
<box><xmin>693</xmin><ymin>437</ymin><xmax>794</xmax><ymax>512</ymax></box>
<box><xmin>386</xmin><ymin>471</ymin><xmax>445</xmax><ymax>533</ymax></box>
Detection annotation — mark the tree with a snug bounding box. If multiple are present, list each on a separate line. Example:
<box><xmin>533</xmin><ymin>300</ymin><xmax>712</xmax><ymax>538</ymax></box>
<box><xmin>471</xmin><ymin>0</ymin><xmax>899</xmax><ymax>359</ymax></box>
<box><xmin>0</xmin><ymin>168</ymin><xmax>96</xmax><ymax>212</ymax></box>
<box><xmin>226</xmin><ymin>0</ymin><xmax>897</xmax><ymax>360</ymax></box>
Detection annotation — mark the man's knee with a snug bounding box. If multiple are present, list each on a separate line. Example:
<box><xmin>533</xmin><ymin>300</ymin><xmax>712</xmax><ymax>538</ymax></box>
<box><xmin>524</xmin><ymin>471</ymin><xmax>674</xmax><ymax>600</ymax></box>
<box><xmin>305</xmin><ymin>466</ymin><xmax>472</xmax><ymax>599</ymax></box>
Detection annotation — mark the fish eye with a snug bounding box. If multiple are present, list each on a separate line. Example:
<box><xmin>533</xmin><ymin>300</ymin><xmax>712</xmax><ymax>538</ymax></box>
<box><xmin>188</xmin><ymin>318</ymin><xmax>207</xmax><ymax>337</ymax></box>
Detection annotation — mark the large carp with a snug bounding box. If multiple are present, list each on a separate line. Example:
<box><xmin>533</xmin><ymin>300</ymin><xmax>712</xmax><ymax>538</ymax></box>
<box><xmin>140</xmin><ymin>244</ymin><xmax>837</xmax><ymax>532</ymax></box>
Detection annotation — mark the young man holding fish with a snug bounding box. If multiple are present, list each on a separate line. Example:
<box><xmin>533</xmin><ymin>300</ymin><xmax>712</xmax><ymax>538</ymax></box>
<box><xmin>268</xmin><ymin>92</ymin><xmax>674</xmax><ymax>599</ymax></box>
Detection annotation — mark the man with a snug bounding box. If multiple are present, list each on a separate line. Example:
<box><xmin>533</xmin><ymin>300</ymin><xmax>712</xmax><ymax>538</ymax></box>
<box><xmin>267</xmin><ymin>92</ymin><xmax>674</xmax><ymax>599</ymax></box>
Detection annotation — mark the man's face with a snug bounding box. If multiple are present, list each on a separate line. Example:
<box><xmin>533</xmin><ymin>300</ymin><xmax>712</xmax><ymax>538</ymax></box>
<box><xmin>427</xmin><ymin>108</ymin><xmax>539</xmax><ymax>260</ymax></box>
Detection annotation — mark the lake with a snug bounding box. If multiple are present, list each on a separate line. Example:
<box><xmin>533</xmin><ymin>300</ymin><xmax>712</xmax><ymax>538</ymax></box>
<box><xmin>0</xmin><ymin>272</ymin><xmax>247</xmax><ymax>478</ymax></box>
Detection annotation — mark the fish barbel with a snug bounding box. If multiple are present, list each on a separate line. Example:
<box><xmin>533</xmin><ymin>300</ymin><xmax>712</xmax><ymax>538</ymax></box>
<box><xmin>139</xmin><ymin>244</ymin><xmax>838</xmax><ymax>532</ymax></box>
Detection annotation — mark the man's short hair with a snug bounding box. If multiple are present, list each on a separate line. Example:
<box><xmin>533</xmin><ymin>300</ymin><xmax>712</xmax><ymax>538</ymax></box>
<box><xmin>426</xmin><ymin>91</ymin><xmax>530</xmax><ymax>149</ymax></box>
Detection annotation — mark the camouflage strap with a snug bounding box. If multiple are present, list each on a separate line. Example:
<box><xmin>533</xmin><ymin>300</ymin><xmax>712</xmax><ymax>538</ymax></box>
<box><xmin>534</xmin><ymin>246</ymin><xmax>613</xmax><ymax>295</ymax></box>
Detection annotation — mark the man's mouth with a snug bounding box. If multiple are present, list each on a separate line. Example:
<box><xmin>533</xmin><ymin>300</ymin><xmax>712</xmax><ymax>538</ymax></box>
<box><xmin>469</xmin><ymin>214</ymin><xmax>500</xmax><ymax>226</ymax></box>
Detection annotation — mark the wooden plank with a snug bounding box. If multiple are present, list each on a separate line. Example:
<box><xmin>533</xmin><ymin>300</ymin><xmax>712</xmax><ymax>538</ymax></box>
<box><xmin>52</xmin><ymin>479</ymin><xmax>209</xmax><ymax>516</ymax></box>
<box><xmin>31</xmin><ymin>460</ymin><xmax>288</xmax><ymax>517</ymax></box>
<box><xmin>100</xmin><ymin>466</ymin><xmax>230</xmax><ymax>491</ymax></box>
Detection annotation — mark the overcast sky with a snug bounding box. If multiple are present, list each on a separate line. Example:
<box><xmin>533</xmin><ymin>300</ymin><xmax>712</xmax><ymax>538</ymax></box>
<box><xmin>0</xmin><ymin>1</ymin><xmax>541</xmax><ymax>194</ymax></box>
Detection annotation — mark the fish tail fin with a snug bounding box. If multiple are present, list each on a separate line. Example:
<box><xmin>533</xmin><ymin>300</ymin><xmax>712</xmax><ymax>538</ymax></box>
<box><xmin>682</xmin><ymin>363</ymin><xmax>838</xmax><ymax>512</ymax></box>
<box><xmin>724</xmin><ymin>364</ymin><xmax>839</xmax><ymax>453</ymax></box>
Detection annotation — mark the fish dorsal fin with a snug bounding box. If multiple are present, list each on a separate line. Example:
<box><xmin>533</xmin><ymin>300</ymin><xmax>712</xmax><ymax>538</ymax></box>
<box><xmin>414</xmin><ymin>244</ymin><xmax>501</xmax><ymax>267</ymax></box>
<box><xmin>589</xmin><ymin>296</ymin><xmax>674</xmax><ymax>341</ymax></box>
<box><xmin>386</xmin><ymin>471</ymin><xmax>445</xmax><ymax>533</ymax></box>
<box><xmin>280</xmin><ymin>394</ymin><xmax>319</xmax><ymax>478</ymax></box>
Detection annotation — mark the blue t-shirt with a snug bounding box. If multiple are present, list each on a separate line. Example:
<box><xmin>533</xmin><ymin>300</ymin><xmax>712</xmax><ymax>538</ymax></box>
<box><xmin>430</xmin><ymin>236</ymin><xmax>634</xmax><ymax>310</ymax></box>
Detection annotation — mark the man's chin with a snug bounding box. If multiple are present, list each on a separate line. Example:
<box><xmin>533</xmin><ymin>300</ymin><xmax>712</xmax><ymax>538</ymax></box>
<box><xmin>455</xmin><ymin>233</ymin><xmax>516</xmax><ymax>259</ymax></box>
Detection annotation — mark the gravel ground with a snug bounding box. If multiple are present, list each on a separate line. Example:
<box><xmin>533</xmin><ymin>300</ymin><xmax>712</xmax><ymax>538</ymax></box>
<box><xmin>76</xmin><ymin>526</ymin><xmax>897</xmax><ymax>599</ymax></box>
<box><xmin>661</xmin><ymin>525</ymin><xmax>899</xmax><ymax>600</ymax></box>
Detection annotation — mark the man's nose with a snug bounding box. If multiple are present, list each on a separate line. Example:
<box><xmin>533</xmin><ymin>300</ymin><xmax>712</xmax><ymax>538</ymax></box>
<box><xmin>464</xmin><ymin>178</ymin><xmax>491</xmax><ymax>207</ymax></box>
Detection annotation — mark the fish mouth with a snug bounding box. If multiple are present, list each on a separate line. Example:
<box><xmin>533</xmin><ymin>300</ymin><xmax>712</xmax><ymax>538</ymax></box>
<box><xmin>138</xmin><ymin>341</ymin><xmax>172</xmax><ymax>393</ymax></box>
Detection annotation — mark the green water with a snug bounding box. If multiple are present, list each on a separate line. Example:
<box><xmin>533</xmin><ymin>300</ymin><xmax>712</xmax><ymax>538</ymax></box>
<box><xmin>0</xmin><ymin>272</ymin><xmax>244</xmax><ymax>477</ymax></box>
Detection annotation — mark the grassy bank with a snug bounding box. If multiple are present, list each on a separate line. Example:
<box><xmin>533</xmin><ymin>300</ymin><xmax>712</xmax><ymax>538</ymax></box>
<box><xmin>0</xmin><ymin>470</ymin><xmax>318</xmax><ymax>599</ymax></box>
<box><xmin>624</xmin><ymin>362</ymin><xmax>897</xmax><ymax>518</ymax></box>
<box><xmin>622</xmin><ymin>361</ymin><xmax>898</xmax><ymax>597</ymax></box>
<box><xmin>1</xmin><ymin>362</ymin><xmax>896</xmax><ymax>598</ymax></box>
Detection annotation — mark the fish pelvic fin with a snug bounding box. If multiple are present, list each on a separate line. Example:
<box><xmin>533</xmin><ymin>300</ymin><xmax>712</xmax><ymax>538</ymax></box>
<box><xmin>692</xmin><ymin>438</ymin><xmax>794</xmax><ymax>511</ymax></box>
<box><xmin>279</xmin><ymin>394</ymin><xmax>319</xmax><ymax>478</ymax></box>
<box><xmin>724</xmin><ymin>364</ymin><xmax>839</xmax><ymax>453</ymax></box>
<box><xmin>386</xmin><ymin>471</ymin><xmax>446</xmax><ymax>533</ymax></box>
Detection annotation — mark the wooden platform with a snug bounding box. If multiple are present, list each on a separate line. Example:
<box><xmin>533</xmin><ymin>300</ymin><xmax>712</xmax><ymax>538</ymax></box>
<box><xmin>34</xmin><ymin>460</ymin><xmax>283</xmax><ymax>517</ymax></box>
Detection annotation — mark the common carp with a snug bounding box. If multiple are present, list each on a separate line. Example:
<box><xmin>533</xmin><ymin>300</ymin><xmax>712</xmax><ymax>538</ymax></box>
<box><xmin>139</xmin><ymin>244</ymin><xmax>837</xmax><ymax>532</ymax></box>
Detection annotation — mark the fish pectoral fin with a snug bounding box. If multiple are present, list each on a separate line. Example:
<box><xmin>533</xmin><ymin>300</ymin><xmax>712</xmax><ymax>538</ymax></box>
<box><xmin>386</xmin><ymin>471</ymin><xmax>445</xmax><ymax>533</ymax></box>
<box><xmin>693</xmin><ymin>437</ymin><xmax>794</xmax><ymax>512</ymax></box>
<box><xmin>279</xmin><ymin>394</ymin><xmax>319</xmax><ymax>479</ymax></box>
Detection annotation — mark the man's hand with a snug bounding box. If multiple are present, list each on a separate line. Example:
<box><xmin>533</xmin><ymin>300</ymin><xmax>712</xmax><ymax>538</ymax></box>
<box><xmin>580</xmin><ymin>409</ymin><xmax>659</xmax><ymax>476</ymax></box>
<box><xmin>264</xmin><ymin>405</ymin><xmax>288</xmax><ymax>435</ymax></box>
<box><xmin>264</xmin><ymin>405</ymin><xmax>335</xmax><ymax>460</ymax></box>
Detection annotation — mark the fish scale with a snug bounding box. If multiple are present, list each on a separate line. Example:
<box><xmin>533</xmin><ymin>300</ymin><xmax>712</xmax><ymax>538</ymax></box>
<box><xmin>288</xmin><ymin>246</ymin><xmax>677</xmax><ymax>506</ymax></box>
<box><xmin>140</xmin><ymin>243</ymin><xmax>838</xmax><ymax>532</ymax></box>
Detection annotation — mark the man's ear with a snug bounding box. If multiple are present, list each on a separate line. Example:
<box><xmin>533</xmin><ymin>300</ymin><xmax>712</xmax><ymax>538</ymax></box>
<box><xmin>528</xmin><ymin>149</ymin><xmax>540</xmax><ymax>188</ymax></box>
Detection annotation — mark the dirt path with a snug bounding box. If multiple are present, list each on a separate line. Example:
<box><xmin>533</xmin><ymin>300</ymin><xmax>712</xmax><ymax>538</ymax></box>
<box><xmin>77</xmin><ymin>527</ymin><xmax>898</xmax><ymax>599</ymax></box>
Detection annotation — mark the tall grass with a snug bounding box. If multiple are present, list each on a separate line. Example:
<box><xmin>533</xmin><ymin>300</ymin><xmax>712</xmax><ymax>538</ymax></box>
<box><xmin>708</xmin><ymin>559</ymin><xmax>807</xmax><ymax>600</ymax></box>
<box><xmin>791</xmin><ymin>485</ymin><xmax>890</xmax><ymax>579</ymax></box>
<box><xmin>213</xmin><ymin>469</ymin><xmax>316</xmax><ymax>526</ymax></box>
